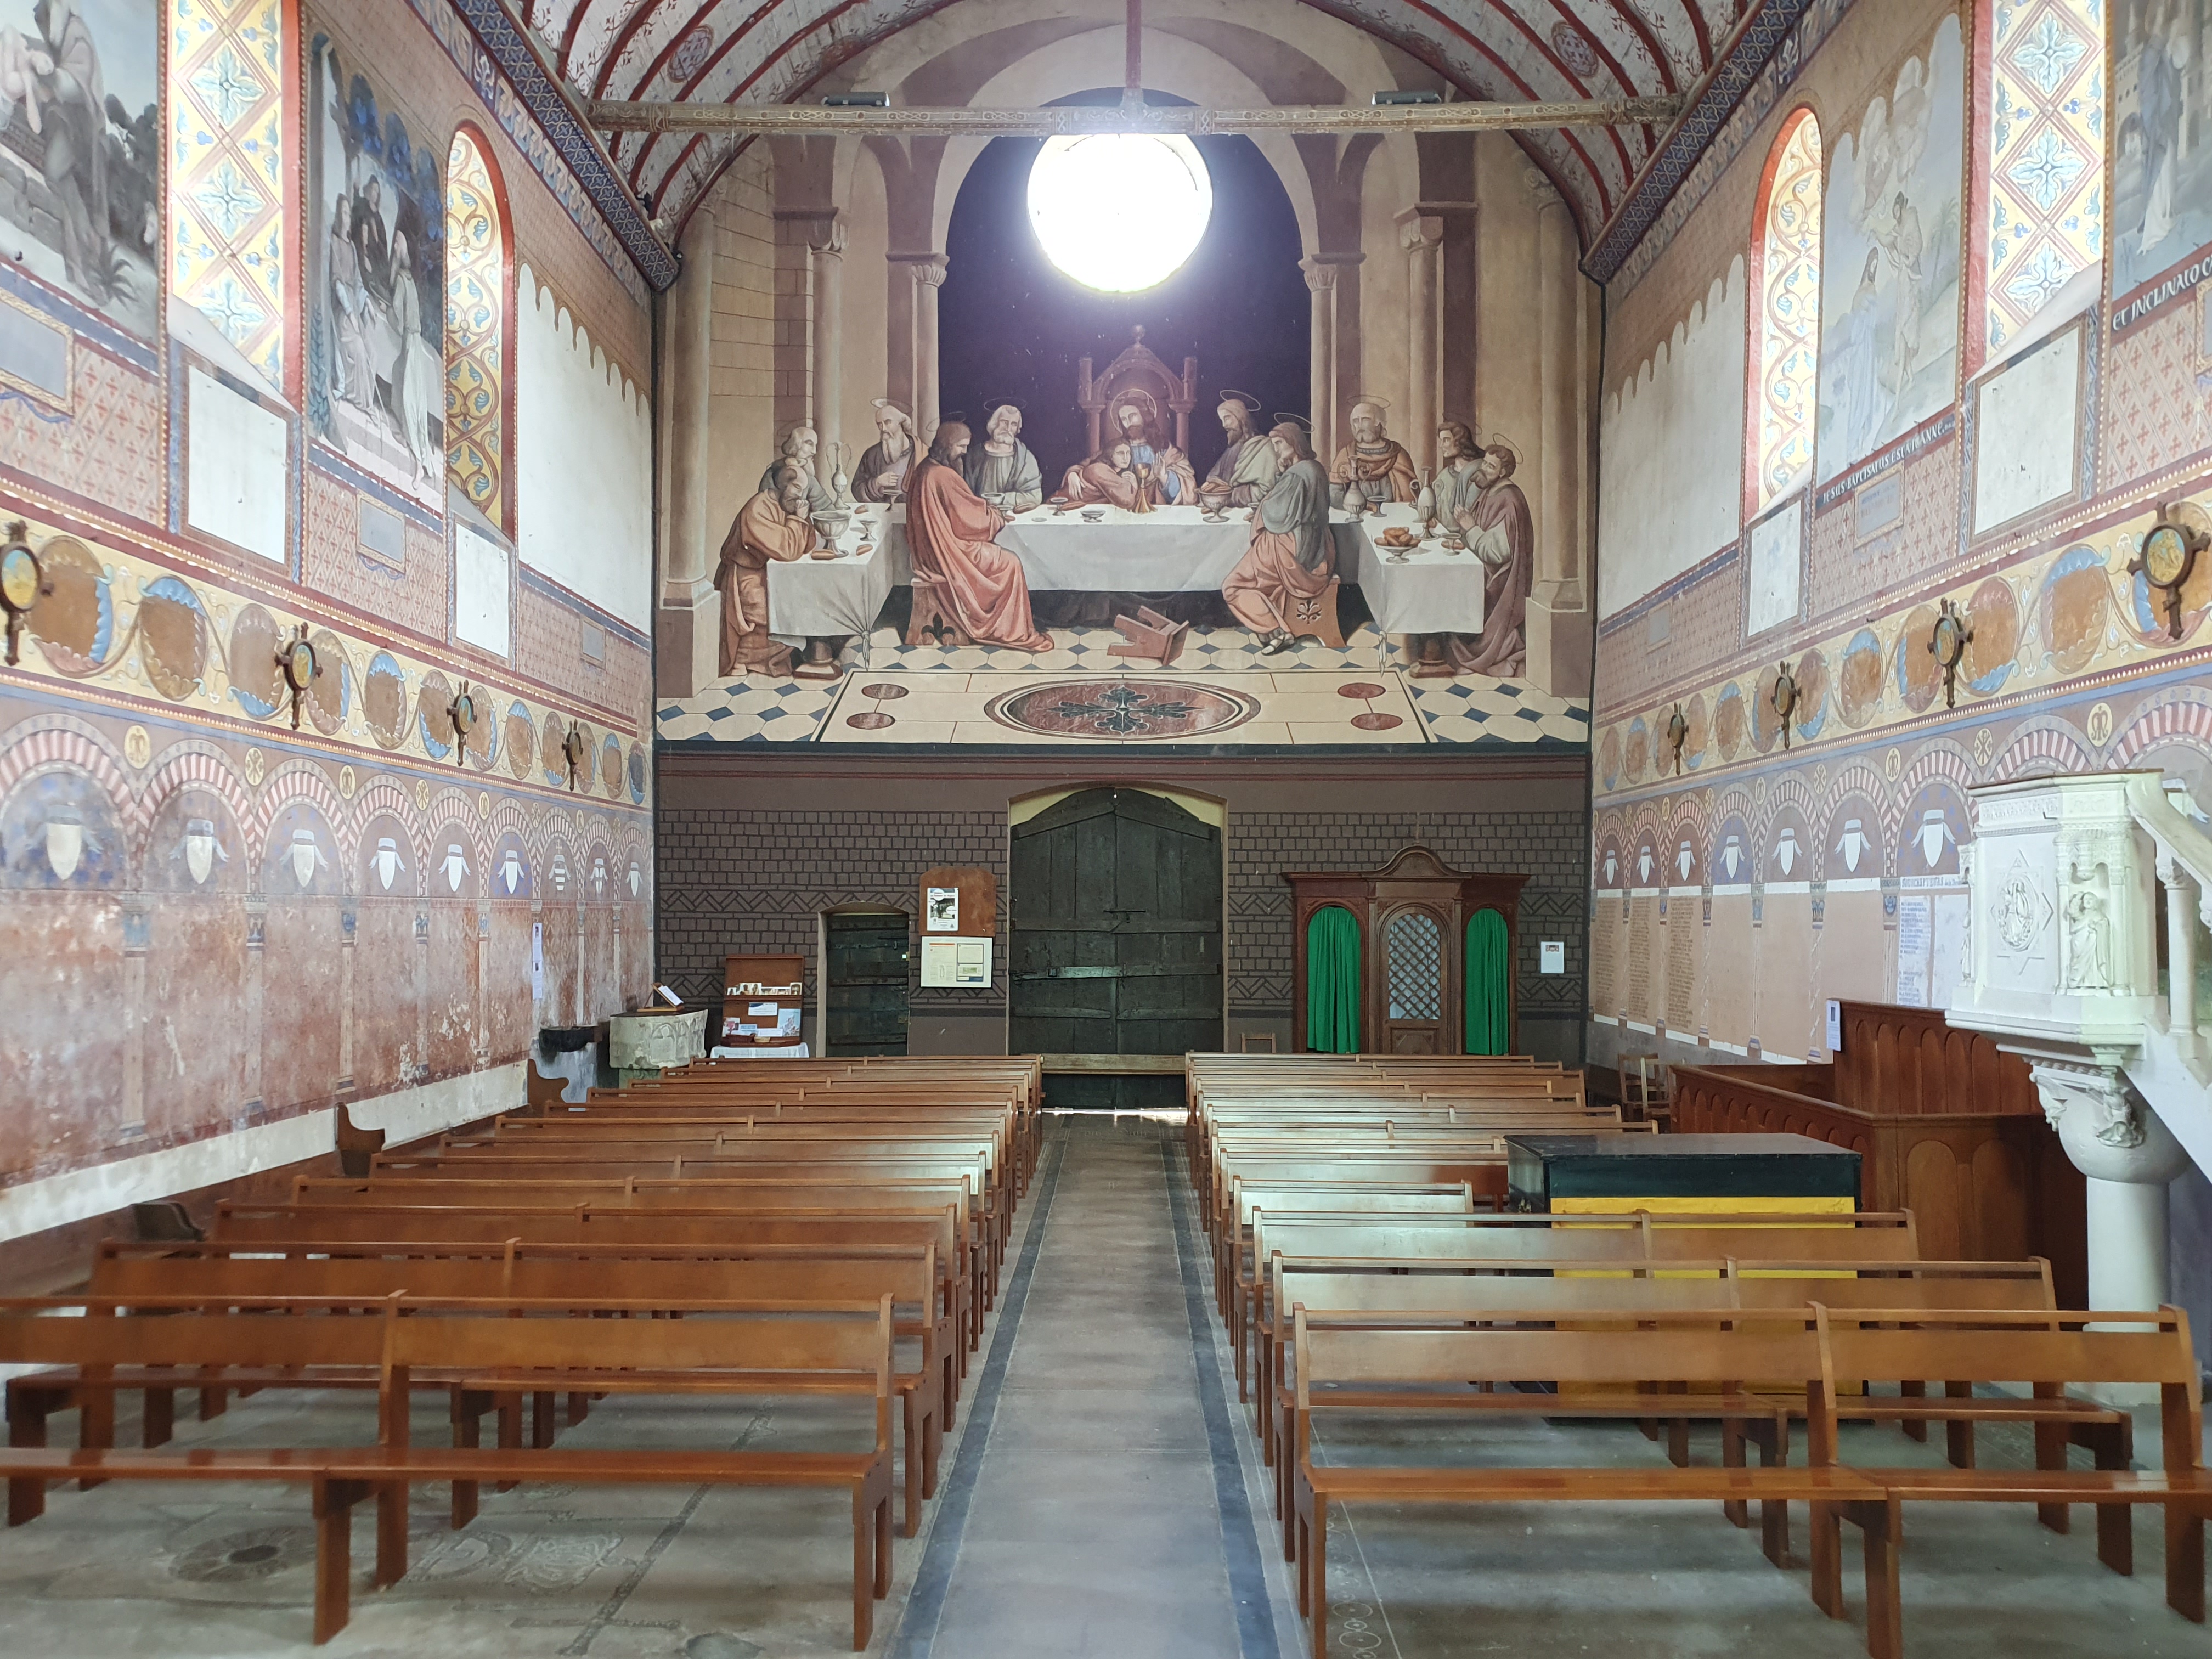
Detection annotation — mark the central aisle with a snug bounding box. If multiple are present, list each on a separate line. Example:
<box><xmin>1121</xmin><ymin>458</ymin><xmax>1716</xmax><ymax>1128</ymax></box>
<box><xmin>891</xmin><ymin>1114</ymin><xmax>1291</xmax><ymax>1658</ymax></box>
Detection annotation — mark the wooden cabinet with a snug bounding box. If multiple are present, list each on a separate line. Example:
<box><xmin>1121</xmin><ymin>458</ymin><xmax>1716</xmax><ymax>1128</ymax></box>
<box><xmin>1283</xmin><ymin>848</ymin><xmax>1527</xmax><ymax>1055</ymax></box>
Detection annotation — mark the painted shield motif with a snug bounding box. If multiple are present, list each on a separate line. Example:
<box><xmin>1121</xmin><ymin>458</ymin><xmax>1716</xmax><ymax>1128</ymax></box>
<box><xmin>372</xmin><ymin>836</ymin><xmax>406</xmax><ymax>892</ymax></box>
<box><xmin>288</xmin><ymin>828</ymin><xmax>326</xmax><ymax>889</ymax></box>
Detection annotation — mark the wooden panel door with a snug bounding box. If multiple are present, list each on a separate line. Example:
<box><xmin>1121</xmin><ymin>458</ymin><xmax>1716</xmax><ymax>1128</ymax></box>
<box><xmin>1011</xmin><ymin>787</ymin><xmax>1222</xmax><ymax>1108</ymax></box>
<box><xmin>823</xmin><ymin>912</ymin><xmax>910</xmax><ymax>1056</ymax></box>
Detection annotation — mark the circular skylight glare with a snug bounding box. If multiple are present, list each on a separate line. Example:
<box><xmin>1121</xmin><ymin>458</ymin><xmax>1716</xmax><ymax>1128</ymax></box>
<box><xmin>1026</xmin><ymin>133</ymin><xmax>1213</xmax><ymax>292</ymax></box>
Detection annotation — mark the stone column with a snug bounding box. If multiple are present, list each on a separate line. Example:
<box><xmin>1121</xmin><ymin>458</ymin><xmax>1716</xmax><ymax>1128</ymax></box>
<box><xmin>809</xmin><ymin>216</ymin><xmax>848</xmax><ymax>490</ymax></box>
<box><xmin>2032</xmin><ymin>1060</ymin><xmax>2191</xmax><ymax>1322</ymax></box>
<box><xmin>2162</xmin><ymin>855</ymin><xmax>2200</xmax><ymax>1060</ymax></box>
<box><xmin>1396</xmin><ymin>211</ymin><xmax>1444</xmax><ymax>477</ymax></box>
<box><xmin>1525</xmin><ymin>173</ymin><xmax>1590</xmax><ymax>697</ymax></box>
<box><xmin>913</xmin><ymin>255</ymin><xmax>947</xmax><ymax>443</ymax></box>
<box><xmin>656</xmin><ymin>206</ymin><xmax>721</xmax><ymax>699</ymax></box>
<box><xmin>1301</xmin><ymin>256</ymin><xmax>1338</xmax><ymax>464</ymax></box>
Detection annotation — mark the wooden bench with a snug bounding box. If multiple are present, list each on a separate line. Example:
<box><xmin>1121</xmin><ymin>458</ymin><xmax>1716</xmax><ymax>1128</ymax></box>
<box><xmin>0</xmin><ymin>1296</ymin><xmax>899</xmax><ymax>1648</ymax></box>
<box><xmin>215</xmin><ymin>1201</ymin><xmax>977</xmax><ymax>1370</ymax></box>
<box><xmin>48</xmin><ymin>1237</ymin><xmax>947</xmax><ymax>1536</ymax></box>
<box><xmin>1808</xmin><ymin>1304</ymin><xmax>2212</xmax><ymax>1649</ymax></box>
<box><xmin>1289</xmin><ymin>1307</ymin><xmax>1899</xmax><ymax>1659</ymax></box>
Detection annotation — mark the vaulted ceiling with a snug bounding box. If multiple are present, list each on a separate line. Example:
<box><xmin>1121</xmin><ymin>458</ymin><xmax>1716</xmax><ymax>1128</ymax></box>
<box><xmin>518</xmin><ymin>0</ymin><xmax>1754</xmax><ymax>252</ymax></box>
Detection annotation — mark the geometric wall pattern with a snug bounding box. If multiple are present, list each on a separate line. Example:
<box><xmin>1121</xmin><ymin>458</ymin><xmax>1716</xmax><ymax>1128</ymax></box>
<box><xmin>169</xmin><ymin>0</ymin><xmax>289</xmax><ymax>385</ymax></box>
<box><xmin>1985</xmin><ymin>0</ymin><xmax>2104</xmax><ymax>354</ymax></box>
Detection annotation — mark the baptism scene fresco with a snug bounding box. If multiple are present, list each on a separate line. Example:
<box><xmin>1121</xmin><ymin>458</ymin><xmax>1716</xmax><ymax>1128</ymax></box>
<box><xmin>656</xmin><ymin>92</ymin><xmax>1595</xmax><ymax>752</ymax></box>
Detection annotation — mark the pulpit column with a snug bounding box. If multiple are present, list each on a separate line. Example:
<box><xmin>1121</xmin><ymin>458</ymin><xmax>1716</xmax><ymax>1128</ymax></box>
<box><xmin>657</xmin><ymin>206</ymin><xmax>720</xmax><ymax>698</ymax></box>
<box><xmin>809</xmin><ymin>217</ymin><xmax>848</xmax><ymax>489</ymax></box>
<box><xmin>1396</xmin><ymin>211</ymin><xmax>1444</xmax><ymax>476</ymax></box>
<box><xmin>914</xmin><ymin>256</ymin><xmax>948</xmax><ymax>443</ymax></box>
<box><xmin>1301</xmin><ymin>256</ymin><xmax>1337</xmax><ymax>463</ymax></box>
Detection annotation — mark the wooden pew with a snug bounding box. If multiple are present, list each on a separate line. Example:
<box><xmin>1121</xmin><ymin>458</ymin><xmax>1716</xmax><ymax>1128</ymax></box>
<box><xmin>1287</xmin><ymin>1308</ymin><xmax>1899</xmax><ymax>1659</ymax></box>
<box><xmin>0</xmin><ymin>1295</ymin><xmax>900</xmax><ymax>1648</ymax></box>
<box><xmin>57</xmin><ymin>1238</ymin><xmax>947</xmax><ymax>1536</ymax></box>
<box><xmin>1807</xmin><ymin>1304</ymin><xmax>2212</xmax><ymax>1646</ymax></box>
<box><xmin>215</xmin><ymin>1201</ymin><xmax>978</xmax><ymax>1372</ymax></box>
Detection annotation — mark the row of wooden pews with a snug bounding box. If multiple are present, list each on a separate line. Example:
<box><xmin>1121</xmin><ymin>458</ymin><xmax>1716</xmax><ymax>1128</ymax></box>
<box><xmin>1184</xmin><ymin>1053</ymin><xmax>2210</xmax><ymax>1659</ymax></box>
<box><xmin>0</xmin><ymin>1056</ymin><xmax>1042</xmax><ymax>1649</ymax></box>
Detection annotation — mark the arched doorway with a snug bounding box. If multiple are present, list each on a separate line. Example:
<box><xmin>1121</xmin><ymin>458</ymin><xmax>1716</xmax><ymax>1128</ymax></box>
<box><xmin>1009</xmin><ymin>785</ymin><xmax>1223</xmax><ymax>1109</ymax></box>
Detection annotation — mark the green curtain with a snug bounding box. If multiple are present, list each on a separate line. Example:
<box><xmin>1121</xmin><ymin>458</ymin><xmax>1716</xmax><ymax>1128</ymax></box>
<box><xmin>1306</xmin><ymin>906</ymin><xmax>1362</xmax><ymax>1053</ymax></box>
<box><xmin>1464</xmin><ymin>907</ymin><xmax>1510</xmax><ymax>1055</ymax></box>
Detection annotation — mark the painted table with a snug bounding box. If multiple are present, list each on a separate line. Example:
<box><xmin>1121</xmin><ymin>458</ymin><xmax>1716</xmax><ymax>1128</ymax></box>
<box><xmin>763</xmin><ymin>502</ymin><xmax>1486</xmax><ymax>654</ymax></box>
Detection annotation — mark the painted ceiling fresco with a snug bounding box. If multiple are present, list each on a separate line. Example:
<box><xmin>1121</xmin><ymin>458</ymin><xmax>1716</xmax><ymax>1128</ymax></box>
<box><xmin>512</xmin><ymin>0</ymin><xmax>1755</xmax><ymax>246</ymax></box>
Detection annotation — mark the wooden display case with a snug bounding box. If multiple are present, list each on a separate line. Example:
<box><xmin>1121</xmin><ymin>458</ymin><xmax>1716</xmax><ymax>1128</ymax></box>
<box><xmin>721</xmin><ymin>952</ymin><xmax>807</xmax><ymax>1053</ymax></box>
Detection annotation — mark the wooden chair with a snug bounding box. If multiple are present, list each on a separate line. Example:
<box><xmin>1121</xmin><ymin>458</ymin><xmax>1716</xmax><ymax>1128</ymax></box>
<box><xmin>1618</xmin><ymin>1051</ymin><xmax>1673</xmax><ymax>1127</ymax></box>
<box><xmin>1284</xmin><ymin>576</ymin><xmax>1344</xmax><ymax>648</ymax></box>
<box><xmin>905</xmin><ymin>572</ymin><xmax>970</xmax><ymax>648</ymax></box>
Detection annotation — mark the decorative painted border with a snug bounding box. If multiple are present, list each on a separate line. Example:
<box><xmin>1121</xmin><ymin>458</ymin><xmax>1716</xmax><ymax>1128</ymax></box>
<box><xmin>1589</xmin><ymin>0</ymin><xmax>1848</xmax><ymax>290</ymax></box>
<box><xmin>409</xmin><ymin>0</ymin><xmax>679</xmax><ymax>297</ymax></box>
<box><xmin>0</xmin><ymin>503</ymin><xmax>652</xmax><ymax>803</ymax></box>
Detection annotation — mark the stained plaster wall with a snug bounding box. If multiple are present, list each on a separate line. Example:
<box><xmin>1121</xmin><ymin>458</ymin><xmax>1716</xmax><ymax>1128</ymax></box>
<box><xmin>1589</xmin><ymin>0</ymin><xmax>2212</xmax><ymax>1087</ymax></box>
<box><xmin>0</xmin><ymin>0</ymin><xmax>657</xmax><ymax>1281</ymax></box>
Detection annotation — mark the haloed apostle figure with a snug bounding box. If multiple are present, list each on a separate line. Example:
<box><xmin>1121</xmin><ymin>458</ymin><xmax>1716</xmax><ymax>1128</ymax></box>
<box><xmin>758</xmin><ymin>423</ymin><xmax>834</xmax><ymax>516</ymax></box>
<box><xmin>1062</xmin><ymin>439</ymin><xmax>1156</xmax><ymax>511</ymax></box>
<box><xmin>1223</xmin><ymin>424</ymin><xmax>1334</xmax><ymax>656</ymax></box>
<box><xmin>1200</xmin><ymin>392</ymin><xmax>1279</xmax><ymax>507</ymax></box>
<box><xmin>965</xmin><ymin>402</ymin><xmax>1045</xmax><ymax>511</ymax></box>
<box><xmin>1329</xmin><ymin>398</ymin><xmax>1418</xmax><ymax>505</ymax></box>
<box><xmin>1430</xmin><ymin>421</ymin><xmax>1485</xmax><ymax>524</ymax></box>
<box><xmin>716</xmin><ymin>460</ymin><xmax>817</xmax><ymax>678</ymax></box>
<box><xmin>854</xmin><ymin>399</ymin><xmax>915</xmax><ymax>503</ymax></box>
<box><xmin>1443</xmin><ymin>442</ymin><xmax>1533</xmax><ymax>678</ymax></box>
<box><xmin>905</xmin><ymin>422</ymin><xmax>1052</xmax><ymax>652</ymax></box>
<box><xmin>1075</xmin><ymin>393</ymin><xmax>1194</xmax><ymax>506</ymax></box>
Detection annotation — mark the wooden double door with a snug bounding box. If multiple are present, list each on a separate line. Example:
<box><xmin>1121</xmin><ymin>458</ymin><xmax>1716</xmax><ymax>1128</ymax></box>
<box><xmin>1010</xmin><ymin>788</ymin><xmax>1222</xmax><ymax>1109</ymax></box>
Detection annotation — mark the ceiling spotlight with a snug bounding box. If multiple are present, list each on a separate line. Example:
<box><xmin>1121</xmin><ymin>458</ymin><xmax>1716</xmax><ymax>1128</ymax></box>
<box><xmin>1372</xmin><ymin>89</ymin><xmax>1443</xmax><ymax>106</ymax></box>
<box><xmin>823</xmin><ymin>92</ymin><xmax>889</xmax><ymax>108</ymax></box>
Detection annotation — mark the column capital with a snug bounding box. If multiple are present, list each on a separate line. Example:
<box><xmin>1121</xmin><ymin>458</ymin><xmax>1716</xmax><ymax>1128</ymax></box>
<box><xmin>890</xmin><ymin>250</ymin><xmax>949</xmax><ymax>285</ymax></box>
<box><xmin>1395</xmin><ymin>209</ymin><xmax>1446</xmax><ymax>252</ymax></box>
<box><xmin>809</xmin><ymin>213</ymin><xmax>849</xmax><ymax>259</ymax></box>
<box><xmin>1522</xmin><ymin>167</ymin><xmax>1563</xmax><ymax>208</ymax></box>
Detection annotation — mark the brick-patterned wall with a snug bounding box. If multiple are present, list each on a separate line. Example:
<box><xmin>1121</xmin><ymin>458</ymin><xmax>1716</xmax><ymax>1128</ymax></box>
<box><xmin>655</xmin><ymin>793</ymin><xmax>1587</xmax><ymax>1056</ymax></box>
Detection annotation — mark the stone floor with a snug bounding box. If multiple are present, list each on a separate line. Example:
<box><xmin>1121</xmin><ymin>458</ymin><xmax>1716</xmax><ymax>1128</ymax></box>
<box><xmin>3</xmin><ymin>1116</ymin><xmax>2209</xmax><ymax>1657</ymax></box>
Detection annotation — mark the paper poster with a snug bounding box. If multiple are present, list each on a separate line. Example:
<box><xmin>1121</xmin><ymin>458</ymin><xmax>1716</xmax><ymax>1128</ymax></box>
<box><xmin>921</xmin><ymin>936</ymin><xmax>991</xmax><ymax>986</ymax></box>
<box><xmin>531</xmin><ymin>922</ymin><xmax>545</xmax><ymax>1001</ymax></box>
<box><xmin>1894</xmin><ymin>894</ymin><xmax>1932</xmax><ymax>1008</ymax></box>
<box><xmin>748</xmin><ymin>1001</ymin><xmax>777</xmax><ymax>1016</ymax></box>
<box><xmin>774</xmin><ymin>1007</ymin><xmax>803</xmax><ymax>1037</ymax></box>
<box><xmin>1539</xmin><ymin>940</ymin><xmax>1565</xmax><ymax>974</ymax></box>
<box><xmin>926</xmin><ymin>887</ymin><xmax>960</xmax><ymax>932</ymax></box>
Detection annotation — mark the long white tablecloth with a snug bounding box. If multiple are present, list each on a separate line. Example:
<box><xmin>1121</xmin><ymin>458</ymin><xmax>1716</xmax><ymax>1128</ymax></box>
<box><xmin>765</xmin><ymin>502</ymin><xmax>1485</xmax><ymax>639</ymax></box>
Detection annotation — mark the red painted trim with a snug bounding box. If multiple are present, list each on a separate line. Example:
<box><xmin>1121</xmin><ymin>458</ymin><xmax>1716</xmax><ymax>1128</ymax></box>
<box><xmin>556</xmin><ymin>0</ymin><xmax>600</xmax><ymax>80</ymax></box>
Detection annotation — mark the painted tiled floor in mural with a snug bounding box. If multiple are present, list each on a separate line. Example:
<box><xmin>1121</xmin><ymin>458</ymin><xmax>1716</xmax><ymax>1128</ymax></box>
<box><xmin>656</xmin><ymin>625</ymin><xmax>1590</xmax><ymax>746</ymax></box>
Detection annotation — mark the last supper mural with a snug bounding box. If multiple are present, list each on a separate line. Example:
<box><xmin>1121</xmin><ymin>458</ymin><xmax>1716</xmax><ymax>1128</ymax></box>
<box><xmin>654</xmin><ymin>89</ymin><xmax>1595</xmax><ymax>753</ymax></box>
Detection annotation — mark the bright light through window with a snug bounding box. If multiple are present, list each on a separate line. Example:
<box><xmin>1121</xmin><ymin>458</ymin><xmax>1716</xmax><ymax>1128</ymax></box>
<box><xmin>1027</xmin><ymin>133</ymin><xmax>1213</xmax><ymax>292</ymax></box>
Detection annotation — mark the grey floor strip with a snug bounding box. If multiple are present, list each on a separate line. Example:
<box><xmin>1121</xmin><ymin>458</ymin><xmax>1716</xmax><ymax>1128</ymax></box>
<box><xmin>1161</xmin><ymin>1128</ymin><xmax>1285</xmax><ymax>1659</ymax></box>
<box><xmin>888</xmin><ymin>1125</ymin><xmax>1070</xmax><ymax>1659</ymax></box>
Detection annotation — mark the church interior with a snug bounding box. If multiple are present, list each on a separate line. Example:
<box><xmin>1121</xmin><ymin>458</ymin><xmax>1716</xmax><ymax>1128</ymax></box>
<box><xmin>3</xmin><ymin>0</ymin><xmax>2212</xmax><ymax>1652</ymax></box>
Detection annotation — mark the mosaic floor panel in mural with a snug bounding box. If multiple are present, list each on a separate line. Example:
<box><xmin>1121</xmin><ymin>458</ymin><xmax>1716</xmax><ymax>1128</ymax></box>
<box><xmin>657</xmin><ymin>625</ymin><xmax>1589</xmax><ymax>747</ymax></box>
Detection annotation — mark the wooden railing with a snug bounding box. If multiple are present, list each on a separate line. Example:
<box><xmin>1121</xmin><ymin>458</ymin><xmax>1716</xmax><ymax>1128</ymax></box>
<box><xmin>1673</xmin><ymin>1002</ymin><xmax>2085</xmax><ymax>1302</ymax></box>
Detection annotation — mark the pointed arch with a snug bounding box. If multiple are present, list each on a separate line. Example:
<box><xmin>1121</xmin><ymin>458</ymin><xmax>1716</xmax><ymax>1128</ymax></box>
<box><xmin>445</xmin><ymin>125</ymin><xmax>515</xmax><ymax>530</ymax></box>
<box><xmin>1745</xmin><ymin>108</ymin><xmax>1824</xmax><ymax>516</ymax></box>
